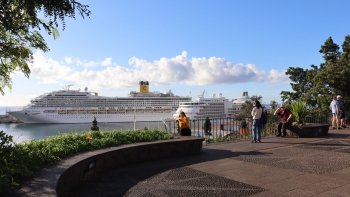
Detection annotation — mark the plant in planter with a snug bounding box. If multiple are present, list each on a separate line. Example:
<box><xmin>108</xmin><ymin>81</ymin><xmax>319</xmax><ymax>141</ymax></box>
<box><xmin>290</xmin><ymin>101</ymin><xmax>309</xmax><ymax>126</ymax></box>
<box><xmin>288</xmin><ymin>101</ymin><xmax>329</xmax><ymax>137</ymax></box>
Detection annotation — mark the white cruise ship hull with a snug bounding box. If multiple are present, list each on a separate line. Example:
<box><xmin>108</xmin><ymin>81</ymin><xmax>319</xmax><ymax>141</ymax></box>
<box><xmin>8</xmin><ymin>110</ymin><xmax>175</xmax><ymax>123</ymax></box>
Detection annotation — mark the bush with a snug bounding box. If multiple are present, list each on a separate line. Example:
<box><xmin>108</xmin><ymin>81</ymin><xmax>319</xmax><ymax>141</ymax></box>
<box><xmin>0</xmin><ymin>129</ymin><xmax>173</xmax><ymax>193</ymax></box>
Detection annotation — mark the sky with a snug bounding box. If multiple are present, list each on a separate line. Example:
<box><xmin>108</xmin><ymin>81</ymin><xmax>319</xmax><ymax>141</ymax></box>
<box><xmin>2</xmin><ymin>0</ymin><xmax>350</xmax><ymax>106</ymax></box>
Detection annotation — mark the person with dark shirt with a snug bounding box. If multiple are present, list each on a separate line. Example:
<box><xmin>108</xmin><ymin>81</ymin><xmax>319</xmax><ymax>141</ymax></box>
<box><xmin>274</xmin><ymin>103</ymin><xmax>293</xmax><ymax>137</ymax></box>
<box><xmin>337</xmin><ymin>95</ymin><xmax>346</xmax><ymax>128</ymax></box>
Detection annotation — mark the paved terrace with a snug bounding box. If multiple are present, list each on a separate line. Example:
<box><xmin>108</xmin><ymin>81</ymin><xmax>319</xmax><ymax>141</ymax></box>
<box><xmin>5</xmin><ymin>128</ymin><xmax>350</xmax><ymax>197</ymax></box>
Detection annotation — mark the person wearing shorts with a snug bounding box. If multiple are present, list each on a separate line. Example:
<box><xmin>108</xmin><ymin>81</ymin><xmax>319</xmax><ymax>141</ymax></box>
<box><xmin>337</xmin><ymin>95</ymin><xmax>346</xmax><ymax>128</ymax></box>
<box><xmin>330</xmin><ymin>96</ymin><xmax>341</xmax><ymax>129</ymax></box>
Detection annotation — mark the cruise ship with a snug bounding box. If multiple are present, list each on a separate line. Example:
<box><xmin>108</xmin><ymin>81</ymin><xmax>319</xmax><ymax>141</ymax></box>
<box><xmin>173</xmin><ymin>90</ymin><xmax>236</xmax><ymax>120</ymax></box>
<box><xmin>8</xmin><ymin>81</ymin><xmax>191</xmax><ymax>123</ymax></box>
<box><xmin>172</xmin><ymin>91</ymin><xmax>259</xmax><ymax>120</ymax></box>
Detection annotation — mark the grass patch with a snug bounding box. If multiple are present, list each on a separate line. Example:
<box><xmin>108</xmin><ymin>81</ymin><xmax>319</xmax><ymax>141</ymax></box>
<box><xmin>0</xmin><ymin>129</ymin><xmax>174</xmax><ymax>193</ymax></box>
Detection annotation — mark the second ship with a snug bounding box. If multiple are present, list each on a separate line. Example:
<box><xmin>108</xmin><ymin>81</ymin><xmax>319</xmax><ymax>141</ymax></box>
<box><xmin>173</xmin><ymin>91</ymin><xmax>251</xmax><ymax>120</ymax></box>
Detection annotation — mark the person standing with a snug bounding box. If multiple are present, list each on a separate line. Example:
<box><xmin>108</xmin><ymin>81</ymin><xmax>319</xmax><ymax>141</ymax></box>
<box><xmin>251</xmin><ymin>100</ymin><xmax>263</xmax><ymax>143</ymax></box>
<box><xmin>337</xmin><ymin>95</ymin><xmax>346</xmax><ymax>128</ymax></box>
<box><xmin>274</xmin><ymin>103</ymin><xmax>293</xmax><ymax>137</ymax></box>
<box><xmin>329</xmin><ymin>96</ymin><xmax>341</xmax><ymax>129</ymax></box>
<box><xmin>176</xmin><ymin>112</ymin><xmax>191</xmax><ymax>136</ymax></box>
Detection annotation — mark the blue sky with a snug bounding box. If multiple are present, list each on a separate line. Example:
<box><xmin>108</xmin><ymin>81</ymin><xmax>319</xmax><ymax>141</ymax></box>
<box><xmin>2</xmin><ymin>0</ymin><xmax>350</xmax><ymax>106</ymax></box>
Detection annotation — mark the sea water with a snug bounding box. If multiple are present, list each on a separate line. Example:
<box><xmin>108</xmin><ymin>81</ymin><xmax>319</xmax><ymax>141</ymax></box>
<box><xmin>0</xmin><ymin>122</ymin><xmax>166</xmax><ymax>144</ymax></box>
<box><xmin>0</xmin><ymin>107</ymin><xmax>167</xmax><ymax>143</ymax></box>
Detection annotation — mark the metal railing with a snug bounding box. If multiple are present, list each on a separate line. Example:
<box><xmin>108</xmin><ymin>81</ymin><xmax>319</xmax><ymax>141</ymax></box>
<box><xmin>162</xmin><ymin>111</ymin><xmax>333</xmax><ymax>144</ymax></box>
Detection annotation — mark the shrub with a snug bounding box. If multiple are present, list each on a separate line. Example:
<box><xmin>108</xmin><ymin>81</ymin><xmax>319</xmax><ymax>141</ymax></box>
<box><xmin>0</xmin><ymin>129</ymin><xmax>173</xmax><ymax>193</ymax></box>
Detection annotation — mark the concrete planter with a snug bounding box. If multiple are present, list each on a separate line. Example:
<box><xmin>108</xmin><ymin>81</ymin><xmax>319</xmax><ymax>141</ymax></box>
<box><xmin>286</xmin><ymin>124</ymin><xmax>330</xmax><ymax>137</ymax></box>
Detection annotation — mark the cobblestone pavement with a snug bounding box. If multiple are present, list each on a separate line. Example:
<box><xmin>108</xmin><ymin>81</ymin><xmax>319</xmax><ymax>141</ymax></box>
<box><xmin>5</xmin><ymin>129</ymin><xmax>350</xmax><ymax>197</ymax></box>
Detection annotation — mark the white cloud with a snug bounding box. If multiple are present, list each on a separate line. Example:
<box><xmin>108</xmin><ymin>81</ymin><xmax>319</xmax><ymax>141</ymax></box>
<box><xmin>29</xmin><ymin>51</ymin><xmax>290</xmax><ymax>90</ymax></box>
<box><xmin>64</xmin><ymin>57</ymin><xmax>72</xmax><ymax>64</ymax></box>
<box><xmin>101</xmin><ymin>58</ymin><xmax>112</xmax><ymax>66</ymax></box>
<box><xmin>75</xmin><ymin>59</ymin><xmax>99</xmax><ymax>68</ymax></box>
<box><xmin>266</xmin><ymin>69</ymin><xmax>291</xmax><ymax>86</ymax></box>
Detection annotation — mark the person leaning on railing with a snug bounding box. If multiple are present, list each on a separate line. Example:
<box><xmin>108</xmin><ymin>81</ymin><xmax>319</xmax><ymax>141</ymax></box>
<box><xmin>274</xmin><ymin>103</ymin><xmax>293</xmax><ymax>137</ymax></box>
<box><xmin>176</xmin><ymin>111</ymin><xmax>191</xmax><ymax>136</ymax></box>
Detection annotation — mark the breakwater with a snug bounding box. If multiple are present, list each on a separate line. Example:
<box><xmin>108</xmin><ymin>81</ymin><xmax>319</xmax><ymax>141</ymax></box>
<box><xmin>0</xmin><ymin>114</ymin><xmax>23</xmax><ymax>123</ymax></box>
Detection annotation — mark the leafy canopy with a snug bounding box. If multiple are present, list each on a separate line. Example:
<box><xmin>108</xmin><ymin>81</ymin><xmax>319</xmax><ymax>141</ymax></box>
<box><xmin>0</xmin><ymin>0</ymin><xmax>91</xmax><ymax>95</ymax></box>
<box><xmin>239</xmin><ymin>95</ymin><xmax>263</xmax><ymax>117</ymax></box>
<box><xmin>281</xmin><ymin>35</ymin><xmax>350</xmax><ymax>110</ymax></box>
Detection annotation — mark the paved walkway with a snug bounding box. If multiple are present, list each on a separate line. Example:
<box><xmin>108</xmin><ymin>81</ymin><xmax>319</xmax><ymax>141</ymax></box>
<box><xmin>5</xmin><ymin>128</ymin><xmax>350</xmax><ymax>196</ymax></box>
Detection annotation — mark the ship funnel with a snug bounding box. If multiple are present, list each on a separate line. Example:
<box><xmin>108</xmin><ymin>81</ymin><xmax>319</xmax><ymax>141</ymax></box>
<box><xmin>139</xmin><ymin>81</ymin><xmax>149</xmax><ymax>94</ymax></box>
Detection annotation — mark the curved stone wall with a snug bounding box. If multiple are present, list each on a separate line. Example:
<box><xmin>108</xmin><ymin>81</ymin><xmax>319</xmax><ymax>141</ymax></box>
<box><xmin>56</xmin><ymin>137</ymin><xmax>204</xmax><ymax>196</ymax></box>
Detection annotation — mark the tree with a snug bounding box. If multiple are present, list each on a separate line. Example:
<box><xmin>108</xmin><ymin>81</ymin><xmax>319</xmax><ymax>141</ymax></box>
<box><xmin>0</xmin><ymin>0</ymin><xmax>91</xmax><ymax>95</ymax></box>
<box><xmin>281</xmin><ymin>35</ymin><xmax>350</xmax><ymax>110</ymax></box>
<box><xmin>203</xmin><ymin>117</ymin><xmax>212</xmax><ymax>136</ymax></box>
<box><xmin>239</xmin><ymin>95</ymin><xmax>263</xmax><ymax>117</ymax></box>
<box><xmin>270</xmin><ymin>100</ymin><xmax>278</xmax><ymax>112</ymax></box>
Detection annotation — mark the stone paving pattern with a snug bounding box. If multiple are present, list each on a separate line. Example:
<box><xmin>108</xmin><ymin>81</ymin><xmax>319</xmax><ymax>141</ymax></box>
<box><xmin>5</xmin><ymin>128</ymin><xmax>350</xmax><ymax>196</ymax></box>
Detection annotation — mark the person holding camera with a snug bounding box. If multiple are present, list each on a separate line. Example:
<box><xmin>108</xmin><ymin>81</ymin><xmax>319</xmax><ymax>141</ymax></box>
<box><xmin>176</xmin><ymin>111</ymin><xmax>191</xmax><ymax>136</ymax></box>
<box><xmin>274</xmin><ymin>103</ymin><xmax>293</xmax><ymax>137</ymax></box>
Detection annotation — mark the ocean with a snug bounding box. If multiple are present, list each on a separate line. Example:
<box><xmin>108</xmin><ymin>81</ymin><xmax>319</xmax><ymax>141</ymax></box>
<box><xmin>0</xmin><ymin>106</ymin><xmax>166</xmax><ymax>143</ymax></box>
<box><xmin>0</xmin><ymin>122</ymin><xmax>166</xmax><ymax>144</ymax></box>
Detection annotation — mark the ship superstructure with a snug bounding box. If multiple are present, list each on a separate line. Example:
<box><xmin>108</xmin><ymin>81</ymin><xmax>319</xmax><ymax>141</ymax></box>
<box><xmin>173</xmin><ymin>90</ymin><xmax>234</xmax><ymax>120</ymax></box>
<box><xmin>8</xmin><ymin>81</ymin><xmax>191</xmax><ymax>123</ymax></box>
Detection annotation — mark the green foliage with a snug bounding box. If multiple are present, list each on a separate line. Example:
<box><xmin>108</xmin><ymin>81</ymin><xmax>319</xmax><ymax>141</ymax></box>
<box><xmin>240</xmin><ymin>119</ymin><xmax>248</xmax><ymax>129</ymax></box>
<box><xmin>0</xmin><ymin>0</ymin><xmax>91</xmax><ymax>95</ymax></box>
<box><xmin>0</xmin><ymin>131</ymin><xmax>19</xmax><ymax>192</ymax></box>
<box><xmin>290</xmin><ymin>101</ymin><xmax>309</xmax><ymax>124</ymax></box>
<box><xmin>281</xmin><ymin>35</ymin><xmax>350</xmax><ymax>110</ymax></box>
<box><xmin>270</xmin><ymin>100</ymin><xmax>278</xmax><ymax>112</ymax></box>
<box><xmin>234</xmin><ymin>114</ymin><xmax>245</xmax><ymax>121</ymax></box>
<box><xmin>239</xmin><ymin>95</ymin><xmax>263</xmax><ymax>117</ymax></box>
<box><xmin>203</xmin><ymin>117</ymin><xmax>212</xmax><ymax>135</ymax></box>
<box><xmin>0</xmin><ymin>129</ymin><xmax>173</xmax><ymax>193</ymax></box>
<box><xmin>239</xmin><ymin>100</ymin><xmax>254</xmax><ymax>117</ymax></box>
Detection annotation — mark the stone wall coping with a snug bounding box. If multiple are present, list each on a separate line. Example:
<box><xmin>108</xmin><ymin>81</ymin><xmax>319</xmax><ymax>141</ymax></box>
<box><xmin>56</xmin><ymin>136</ymin><xmax>204</xmax><ymax>196</ymax></box>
